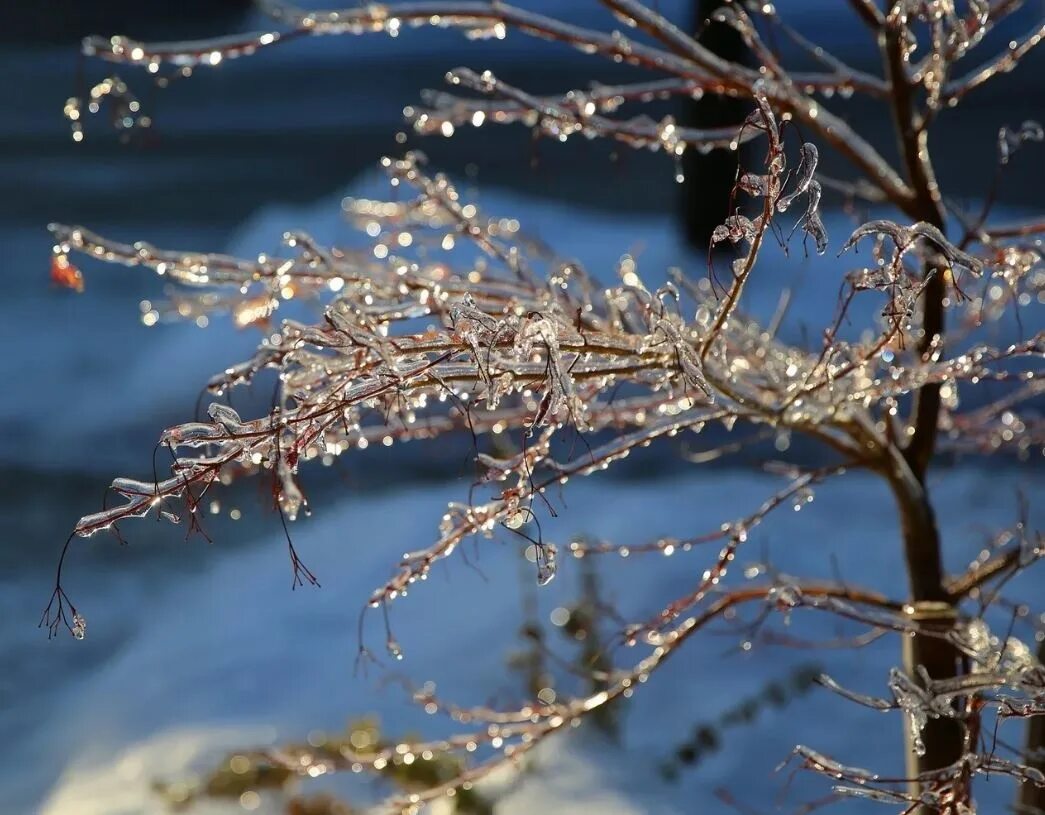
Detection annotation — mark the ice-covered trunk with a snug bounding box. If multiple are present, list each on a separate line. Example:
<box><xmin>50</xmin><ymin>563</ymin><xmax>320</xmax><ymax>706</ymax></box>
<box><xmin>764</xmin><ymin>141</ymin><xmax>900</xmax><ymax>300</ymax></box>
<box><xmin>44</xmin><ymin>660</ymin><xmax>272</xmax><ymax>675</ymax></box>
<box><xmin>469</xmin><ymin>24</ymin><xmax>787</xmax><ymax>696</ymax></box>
<box><xmin>900</xmin><ymin>604</ymin><xmax>963</xmax><ymax>777</ymax></box>
<box><xmin>894</xmin><ymin>228</ymin><xmax>965</xmax><ymax>805</ymax></box>
<box><xmin>889</xmin><ymin>470</ymin><xmax>963</xmax><ymax>807</ymax></box>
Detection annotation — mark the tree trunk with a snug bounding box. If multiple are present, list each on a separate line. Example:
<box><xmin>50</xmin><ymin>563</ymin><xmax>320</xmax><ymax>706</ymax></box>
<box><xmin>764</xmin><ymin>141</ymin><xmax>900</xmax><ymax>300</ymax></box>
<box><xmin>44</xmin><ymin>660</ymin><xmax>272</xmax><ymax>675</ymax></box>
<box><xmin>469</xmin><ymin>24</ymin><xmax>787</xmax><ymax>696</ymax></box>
<box><xmin>1017</xmin><ymin>638</ymin><xmax>1045</xmax><ymax>813</ymax></box>
<box><xmin>892</xmin><ymin>476</ymin><xmax>963</xmax><ymax>810</ymax></box>
<box><xmin>681</xmin><ymin>0</ymin><xmax>748</xmax><ymax>249</ymax></box>
<box><xmin>901</xmin><ymin>603</ymin><xmax>963</xmax><ymax>782</ymax></box>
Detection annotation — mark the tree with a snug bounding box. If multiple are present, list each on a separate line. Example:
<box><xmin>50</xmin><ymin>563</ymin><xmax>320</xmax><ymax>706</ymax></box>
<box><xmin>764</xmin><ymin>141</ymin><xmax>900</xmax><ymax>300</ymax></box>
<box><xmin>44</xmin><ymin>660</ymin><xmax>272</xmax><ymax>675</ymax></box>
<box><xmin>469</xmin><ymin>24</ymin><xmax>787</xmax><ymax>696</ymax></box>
<box><xmin>682</xmin><ymin>0</ymin><xmax>751</xmax><ymax>247</ymax></box>
<box><xmin>44</xmin><ymin>2</ymin><xmax>1044</xmax><ymax>813</ymax></box>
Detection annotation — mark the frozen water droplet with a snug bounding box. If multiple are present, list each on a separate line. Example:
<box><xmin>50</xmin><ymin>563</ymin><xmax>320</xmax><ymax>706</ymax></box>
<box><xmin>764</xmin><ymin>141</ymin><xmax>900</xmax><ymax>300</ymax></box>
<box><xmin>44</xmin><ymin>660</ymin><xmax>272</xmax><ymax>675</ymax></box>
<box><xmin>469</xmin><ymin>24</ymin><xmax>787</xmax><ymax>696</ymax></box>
<box><xmin>536</xmin><ymin>544</ymin><xmax>558</xmax><ymax>586</ymax></box>
<box><xmin>505</xmin><ymin>510</ymin><xmax>527</xmax><ymax>530</ymax></box>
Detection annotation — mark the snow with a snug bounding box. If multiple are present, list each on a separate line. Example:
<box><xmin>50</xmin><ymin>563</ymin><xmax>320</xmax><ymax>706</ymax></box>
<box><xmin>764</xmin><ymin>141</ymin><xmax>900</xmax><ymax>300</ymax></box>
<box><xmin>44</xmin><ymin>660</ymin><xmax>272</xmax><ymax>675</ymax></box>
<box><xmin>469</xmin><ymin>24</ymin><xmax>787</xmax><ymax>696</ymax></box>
<box><xmin>4</xmin><ymin>160</ymin><xmax>1039</xmax><ymax>815</ymax></box>
<box><xmin>12</xmin><ymin>466</ymin><xmax>1042</xmax><ymax>815</ymax></box>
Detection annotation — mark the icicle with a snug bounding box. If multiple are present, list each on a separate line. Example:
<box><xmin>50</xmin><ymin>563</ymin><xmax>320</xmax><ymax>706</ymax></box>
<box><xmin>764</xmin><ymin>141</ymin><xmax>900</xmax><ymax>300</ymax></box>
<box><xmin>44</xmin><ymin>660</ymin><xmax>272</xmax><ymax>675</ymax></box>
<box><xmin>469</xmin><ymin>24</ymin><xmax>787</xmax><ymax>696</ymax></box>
<box><xmin>777</xmin><ymin>144</ymin><xmax>819</xmax><ymax>213</ymax></box>
<box><xmin>998</xmin><ymin>120</ymin><xmax>1043</xmax><ymax>164</ymax></box>
<box><xmin>208</xmin><ymin>403</ymin><xmax>248</xmax><ymax>434</ymax></box>
<box><xmin>536</xmin><ymin>544</ymin><xmax>558</xmax><ymax>586</ymax></box>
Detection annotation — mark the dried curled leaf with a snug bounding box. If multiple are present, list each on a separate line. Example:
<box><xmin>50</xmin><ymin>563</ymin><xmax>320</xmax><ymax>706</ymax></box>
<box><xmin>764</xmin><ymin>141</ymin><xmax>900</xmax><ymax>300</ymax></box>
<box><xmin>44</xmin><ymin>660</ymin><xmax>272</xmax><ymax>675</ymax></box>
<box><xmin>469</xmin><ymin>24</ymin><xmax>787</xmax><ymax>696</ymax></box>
<box><xmin>50</xmin><ymin>253</ymin><xmax>84</xmax><ymax>293</ymax></box>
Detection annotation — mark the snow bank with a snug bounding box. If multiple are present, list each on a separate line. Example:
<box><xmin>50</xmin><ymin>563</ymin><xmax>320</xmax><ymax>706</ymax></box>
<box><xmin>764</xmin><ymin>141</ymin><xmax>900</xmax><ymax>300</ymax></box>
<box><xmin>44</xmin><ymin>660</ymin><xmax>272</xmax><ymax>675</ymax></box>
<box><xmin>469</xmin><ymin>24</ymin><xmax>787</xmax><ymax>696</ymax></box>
<box><xmin>16</xmin><ymin>467</ymin><xmax>1042</xmax><ymax>814</ymax></box>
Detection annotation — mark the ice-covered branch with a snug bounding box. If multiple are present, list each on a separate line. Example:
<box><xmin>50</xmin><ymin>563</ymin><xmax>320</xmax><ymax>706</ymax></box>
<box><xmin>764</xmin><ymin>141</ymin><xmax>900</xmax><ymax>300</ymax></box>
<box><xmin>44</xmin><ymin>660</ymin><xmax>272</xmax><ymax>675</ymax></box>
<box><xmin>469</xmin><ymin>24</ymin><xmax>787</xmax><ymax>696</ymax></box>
<box><xmin>941</xmin><ymin>19</ymin><xmax>1045</xmax><ymax>104</ymax></box>
<box><xmin>71</xmin><ymin>0</ymin><xmax>916</xmax><ymax>206</ymax></box>
<box><xmin>414</xmin><ymin>68</ymin><xmax>761</xmax><ymax>156</ymax></box>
